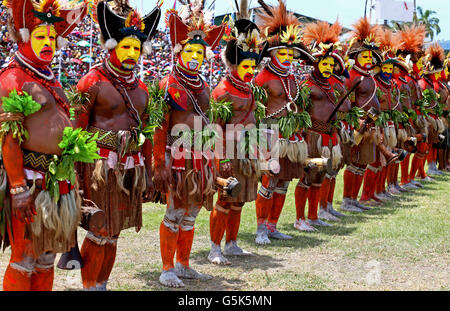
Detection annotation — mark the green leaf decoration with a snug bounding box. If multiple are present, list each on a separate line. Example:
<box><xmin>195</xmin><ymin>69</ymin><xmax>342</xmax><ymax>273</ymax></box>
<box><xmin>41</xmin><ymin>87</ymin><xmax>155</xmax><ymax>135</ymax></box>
<box><xmin>345</xmin><ymin>107</ymin><xmax>365</xmax><ymax>129</ymax></box>
<box><xmin>254</xmin><ymin>101</ymin><xmax>266</xmax><ymax>124</ymax></box>
<box><xmin>0</xmin><ymin>90</ymin><xmax>42</xmax><ymax>145</ymax></box>
<box><xmin>278</xmin><ymin>111</ymin><xmax>312</xmax><ymax>139</ymax></box>
<box><xmin>142</xmin><ymin>80</ymin><xmax>168</xmax><ymax>143</ymax></box>
<box><xmin>65</xmin><ymin>85</ymin><xmax>90</xmax><ymax>119</ymax></box>
<box><xmin>45</xmin><ymin>127</ymin><xmax>102</xmax><ymax>202</ymax></box>
<box><xmin>295</xmin><ymin>81</ymin><xmax>312</xmax><ymax>110</ymax></box>
<box><xmin>208</xmin><ymin>100</ymin><xmax>233</xmax><ymax>123</ymax></box>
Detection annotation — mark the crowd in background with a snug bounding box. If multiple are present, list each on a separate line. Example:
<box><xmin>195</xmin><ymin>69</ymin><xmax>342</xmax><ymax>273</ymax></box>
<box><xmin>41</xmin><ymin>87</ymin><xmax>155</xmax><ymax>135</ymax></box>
<box><xmin>0</xmin><ymin>8</ymin><xmax>227</xmax><ymax>88</ymax></box>
<box><xmin>0</xmin><ymin>7</ymin><xmax>309</xmax><ymax>88</ymax></box>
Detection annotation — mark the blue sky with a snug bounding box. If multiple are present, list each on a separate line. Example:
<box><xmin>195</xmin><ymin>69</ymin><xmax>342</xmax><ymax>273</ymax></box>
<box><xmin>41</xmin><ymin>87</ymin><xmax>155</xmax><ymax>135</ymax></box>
<box><xmin>130</xmin><ymin>0</ymin><xmax>450</xmax><ymax>41</ymax></box>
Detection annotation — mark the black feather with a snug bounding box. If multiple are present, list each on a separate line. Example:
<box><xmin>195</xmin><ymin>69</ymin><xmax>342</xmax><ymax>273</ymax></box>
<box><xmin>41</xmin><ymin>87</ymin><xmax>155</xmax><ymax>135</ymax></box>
<box><xmin>257</xmin><ymin>0</ymin><xmax>273</xmax><ymax>16</ymax></box>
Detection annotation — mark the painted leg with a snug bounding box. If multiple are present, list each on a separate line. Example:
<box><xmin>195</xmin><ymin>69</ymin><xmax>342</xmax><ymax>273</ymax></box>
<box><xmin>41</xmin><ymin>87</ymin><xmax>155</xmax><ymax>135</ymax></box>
<box><xmin>255</xmin><ymin>175</ymin><xmax>275</xmax><ymax>245</ymax></box>
<box><xmin>224</xmin><ymin>205</ymin><xmax>251</xmax><ymax>256</ymax></box>
<box><xmin>293</xmin><ymin>181</ymin><xmax>316</xmax><ymax>231</ymax></box>
<box><xmin>208</xmin><ymin>203</ymin><xmax>230</xmax><ymax>265</ymax></box>
<box><xmin>307</xmin><ymin>186</ymin><xmax>331</xmax><ymax>227</ymax></box>
<box><xmin>327</xmin><ymin>177</ymin><xmax>345</xmax><ymax>217</ymax></box>
<box><xmin>96</xmin><ymin>239</ymin><xmax>118</xmax><ymax>291</ymax></box>
<box><xmin>175</xmin><ymin>206</ymin><xmax>212</xmax><ymax>281</ymax></box>
<box><xmin>318</xmin><ymin>178</ymin><xmax>339</xmax><ymax>221</ymax></box>
<box><xmin>80</xmin><ymin>236</ymin><xmax>106</xmax><ymax>290</ymax></box>
<box><xmin>30</xmin><ymin>267</ymin><xmax>54</xmax><ymax>291</ymax></box>
<box><xmin>3</xmin><ymin>264</ymin><xmax>32</xmax><ymax>291</ymax></box>
<box><xmin>267</xmin><ymin>183</ymin><xmax>292</xmax><ymax>240</ymax></box>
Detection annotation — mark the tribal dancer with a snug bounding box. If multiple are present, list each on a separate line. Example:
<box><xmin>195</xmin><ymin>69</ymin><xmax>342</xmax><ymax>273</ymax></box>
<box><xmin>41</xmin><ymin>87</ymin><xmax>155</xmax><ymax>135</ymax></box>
<box><xmin>360</xmin><ymin>29</ymin><xmax>405</xmax><ymax>205</ymax></box>
<box><xmin>395</xmin><ymin>25</ymin><xmax>428</xmax><ymax>189</ymax></box>
<box><xmin>253</xmin><ymin>0</ymin><xmax>313</xmax><ymax>241</ymax></box>
<box><xmin>340</xmin><ymin>18</ymin><xmax>397</xmax><ymax>212</ymax></box>
<box><xmin>437</xmin><ymin>55</ymin><xmax>450</xmax><ymax>172</ymax></box>
<box><xmin>0</xmin><ymin>0</ymin><xmax>86</xmax><ymax>290</ymax></box>
<box><xmin>296</xmin><ymin>20</ymin><xmax>347</xmax><ymax>230</ymax></box>
<box><xmin>153</xmin><ymin>0</ymin><xmax>226</xmax><ymax>287</ymax></box>
<box><xmin>390</xmin><ymin>47</ymin><xmax>415</xmax><ymax>194</ymax></box>
<box><xmin>208</xmin><ymin>0</ymin><xmax>266</xmax><ymax>265</ymax></box>
<box><xmin>75</xmin><ymin>0</ymin><xmax>161</xmax><ymax>290</ymax></box>
<box><xmin>421</xmin><ymin>43</ymin><xmax>447</xmax><ymax>176</ymax></box>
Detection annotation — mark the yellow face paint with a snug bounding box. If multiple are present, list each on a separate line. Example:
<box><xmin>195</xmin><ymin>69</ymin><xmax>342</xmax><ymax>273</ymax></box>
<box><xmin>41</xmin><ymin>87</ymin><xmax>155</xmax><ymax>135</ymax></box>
<box><xmin>357</xmin><ymin>50</ymin><xmax>373</xmax><ymax>69</ymax></box>
<box><xmin>31</xmin><ymin>25</ymin><xmax>57</xmax><ymax>62</ymax></box>
<box><xmin>318</xmin><ymin>56</ymin><xmax>335</xmax><ymax>79</ymax></box>
<box><xmin>273</xmin><ymin>48</ymin><xmax>294</xmax><ymax>69</ymax></box>
<box><xmin>180</xmin><ymin>43</ymin><xmax>205</xmax><ymax>71</ymax></box>
<box><xmin>237</xmin><ymin>59</ymin><xmax>257</xmax><ymax>83</ymax></box>
<box><xmin>115</xmin><ymin>37</ymin><xmax>141</xmax><ymax>70</ymax></box>
<box><xmin>445</xmin><ymin>66</ymin><xmax>449</xmax><ymax>79</ymax></box>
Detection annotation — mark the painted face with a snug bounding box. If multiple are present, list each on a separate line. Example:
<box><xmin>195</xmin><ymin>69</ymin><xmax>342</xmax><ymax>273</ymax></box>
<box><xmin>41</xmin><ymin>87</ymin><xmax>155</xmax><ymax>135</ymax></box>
<box><xmin>237</xmin><ymin>59</ymin><xmax>257</xmax><ymax>83</ymax></box>
<box><xmin>318</xmin><ymin>56</ymin><xmax>335</xmax><ymax>79</ymax></box>
<box><xmin>180</xmin><ymin>43</ymin><xmax>205</xmax><ymax>71</ymax></box>
<box><xmin>115</xmin><ymin>37</ymin><xmax>141</xmax><ymax>71</ymax></box>
<box><xmin>273</xmin><ymin>48</ymin><xmax>294</xmax><ymax>69</ymax></box>
<box><xmin>445</xmin><ymin>66</ymin><xmax>449</xmax><ymax>80</ymax></box>
<box><xmin>31</xmin><ymin>25</ymin><xmax>57</xmax><ymax>62</ymax></box>
<box><xmin>434</xmin><ymin>71</ymin><xmax>442</xmax><ymax>81</ymax></box>
<box><xmin>357</xmin><ymin>50</ymin><xmax>373</xmax><ymax>69</ymax></box>
<box><xmin>380</xmin><ymin>63</ymin><xmax>394</xmax><ymax>80</ymax></box>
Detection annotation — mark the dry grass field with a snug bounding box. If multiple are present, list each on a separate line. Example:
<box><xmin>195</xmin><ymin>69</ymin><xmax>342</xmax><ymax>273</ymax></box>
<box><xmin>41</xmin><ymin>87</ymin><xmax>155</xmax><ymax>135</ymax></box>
<box><xmin>0</xmin><ymin>166</ymin><xmax>449</xmax><ymax>291</ymax></box>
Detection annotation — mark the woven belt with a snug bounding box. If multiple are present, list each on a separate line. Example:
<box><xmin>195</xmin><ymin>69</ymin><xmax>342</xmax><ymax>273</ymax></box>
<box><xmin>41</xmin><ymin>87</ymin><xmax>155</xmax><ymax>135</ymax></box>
<box><xmin>87</xmin><ymin>126</ymin><xmax>140</xmax><ymax>153</ymax></box>
<box><xmin>22</xmin><ymin>149</ymin><xmax>54</xmax><ymax>172</ymax></box>
<box><xmin>311</xmin><ymin>118</ymin><xmax>332</xmax><ymax>133</ymax></box>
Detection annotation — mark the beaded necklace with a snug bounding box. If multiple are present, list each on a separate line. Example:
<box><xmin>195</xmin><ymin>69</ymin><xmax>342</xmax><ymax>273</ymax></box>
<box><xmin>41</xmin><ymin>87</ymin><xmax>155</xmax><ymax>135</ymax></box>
<box><xmin>310</xmin><ymin>74</ymin><xmax>336</xmax><ymax>105</ymax></box>
<box><xmin>3</xmin><ymin>57</ymin><xmax>71</xmax><ymax>116</ymax></box>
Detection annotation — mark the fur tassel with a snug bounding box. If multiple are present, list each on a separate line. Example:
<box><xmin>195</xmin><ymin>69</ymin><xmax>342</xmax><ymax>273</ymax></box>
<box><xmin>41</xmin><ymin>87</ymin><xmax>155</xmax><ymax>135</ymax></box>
<box><xmin>104</xmin><ymin>38</ymin><xmax>118</xmax><ymax>50</ymax></box>
<box><xmin>427</xmin><ymin>115</ymin><xmax>437</xmax><ymax>131</ymax></box>
<box><xmin>206</xmin><ymin>47</ymin><xmax>215</xmax><ymax>60</ymax></box>
<box><xmin>297</xmin><ymin>141</ymin><xmax>308</xmax><ymax>163</ymax></box>
<box><xmin>57</xmin><ymin>36</ymin><xmax>68</xmax><ymax>49</ymax></box>
<box><xmin>174</xmin><ymin>43</ymin><xmax>183</xmax><ymax>54</ymax></box>
<box><xmin>436</xmin><ymin>118</ymin><xmax>445</xmax><ymax>133</ymax></box>
<box><xmin>143</xmin><ymin>41</ymin><xmax>152</xmax><ymax>55</ymax></box>
<box><xmin>19</xmin><ymin>28</ymin><xmax>30</xmax><ymax>43</ymax></box>
<box><xmin>331</xmin><ymin>144</ymin><xmax>343</xmax><ymax>170</ymax></box>
<box><xmin>397</xmin><ymin>128</ymin><xmax>408</xmax><ymax>143</ymax></box>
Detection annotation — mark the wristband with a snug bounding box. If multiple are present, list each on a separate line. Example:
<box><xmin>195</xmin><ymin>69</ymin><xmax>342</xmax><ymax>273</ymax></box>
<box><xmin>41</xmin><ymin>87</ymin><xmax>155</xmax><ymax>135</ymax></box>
<box><xmin>220</xmin><ymin>159</ymin><xmax>231</xmax><ymax>164</ymax></box>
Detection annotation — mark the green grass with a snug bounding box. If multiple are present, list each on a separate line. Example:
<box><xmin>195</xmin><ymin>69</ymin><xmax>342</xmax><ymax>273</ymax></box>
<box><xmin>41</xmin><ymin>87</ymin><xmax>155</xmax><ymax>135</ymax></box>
<box><xmin>0</xmin><ymin>163</ymin><xmax>448</xmax><ymax>291</ymax></box>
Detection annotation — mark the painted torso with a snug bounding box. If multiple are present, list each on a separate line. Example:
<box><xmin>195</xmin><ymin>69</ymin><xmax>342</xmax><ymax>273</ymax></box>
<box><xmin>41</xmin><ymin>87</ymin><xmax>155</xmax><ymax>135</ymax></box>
<box><xmin>0</xmin><ymin>62</ymin><xmax>71</xmax><ymax>155</ymax></box>
<box><xmin>306</xmin><ymin>74</ymin><xmax>338</xmax><ymax>123</ymax></box>
<box><xmin>160</xmin><ymin>71</ymin><xmax>211</xmax><ymax>130</ymax></box>
<box><xmin>211</xmin><ymin>77</ymin><xmax>255</xmax><ymax>127</ymax></box>
<box><xmin>330</xmin><ymin>75</ymin><xmax>352</xmax><ymax>113</ymax></box>
<box><xmin>77</xmin><ymin>63</ymin><xmax>149</xmax><ymax>132</ymax></box>
<box><xmin>255</xmin><ymin>66</ymin><xmax>298</xmax><ymax>118</ymax></box>
<box><xmin>346</xmin><ymin>67</ymin><xmax>380</xmax><ymax>111</ymax></box>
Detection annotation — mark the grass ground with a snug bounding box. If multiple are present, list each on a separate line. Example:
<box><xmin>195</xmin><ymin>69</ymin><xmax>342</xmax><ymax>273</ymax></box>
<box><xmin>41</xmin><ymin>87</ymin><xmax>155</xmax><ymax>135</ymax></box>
<box><xmin>0</xmin><ymin>163</ymin><xmax>449</xmax><ymax>291</ymax></box>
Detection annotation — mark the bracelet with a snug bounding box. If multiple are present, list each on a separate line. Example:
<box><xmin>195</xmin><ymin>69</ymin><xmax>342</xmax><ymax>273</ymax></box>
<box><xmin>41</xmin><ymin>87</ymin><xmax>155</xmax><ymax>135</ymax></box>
<box><xmin>10</xmin><ymin>185</ymin><xmax>29</xmax><ymax>195</ymax></box>
<box><xmin>220</xmin><ymin>159</ymin><xmax>231</xmax><ymax>164</ymax></box>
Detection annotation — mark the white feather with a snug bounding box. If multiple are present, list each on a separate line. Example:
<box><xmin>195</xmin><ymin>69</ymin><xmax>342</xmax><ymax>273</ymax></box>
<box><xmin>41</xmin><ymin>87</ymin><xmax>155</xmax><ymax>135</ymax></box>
<box><xmin>57</xmin><ymin>36</ymin><xmax>68</xmax><ymax>49</ymax></box>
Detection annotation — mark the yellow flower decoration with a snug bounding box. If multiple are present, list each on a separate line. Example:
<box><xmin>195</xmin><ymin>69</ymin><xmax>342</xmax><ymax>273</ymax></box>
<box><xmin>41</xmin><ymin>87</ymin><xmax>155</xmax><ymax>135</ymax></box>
<box><xmin>280</xmin><ymin>24</ymin><xmax>301</xmax><ymax>45</ymax></box>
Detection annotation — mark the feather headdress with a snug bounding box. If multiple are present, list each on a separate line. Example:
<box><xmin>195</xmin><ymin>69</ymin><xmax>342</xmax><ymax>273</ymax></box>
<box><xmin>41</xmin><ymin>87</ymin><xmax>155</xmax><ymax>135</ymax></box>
<box><xmin>347</xmin><ymin>17</ymin><xmax>382</xmax><ymax>64</ymax></box>
<box><xmin>222</xmin><ymin>0</ymin><xmax>267</xmax><ymax>67</ymax></box>
<box><xmin>165</xmin><ymin>0</ymin><xmax>226</xmax><ymax>59</ymax></box>
<box><xmin>256</xmin><ymin>0</ymin><xmax>313</xmax><ymax>61</ymax></box>
<box><xmin>303</xmin><ymin>20</ymin><xmax>345</xmax><ymax>75</ymax></box>
<box><xmin>97</xmin><ymin>0</ymin><xmax>162</xmax><ymax>55</ymax></box>
<box><xmin>424</xmin><ymin>42</ymin><xmax>445</xmax><ymax>75</ymax></box>
<box><xmin>395</xmin><ymin>24</ymin><xmax>426</xmax><ymax>64</ymax></box>
<box><xmin>3</xmin><ymin>0</ymin><xmax>87</xmax><ymax>47</ymax></box>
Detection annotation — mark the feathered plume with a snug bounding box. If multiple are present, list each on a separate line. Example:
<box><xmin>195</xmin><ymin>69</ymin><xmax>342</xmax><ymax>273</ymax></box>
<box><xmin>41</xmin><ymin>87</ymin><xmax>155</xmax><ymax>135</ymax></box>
<box><xmin>257</xmin><ymin>0</ymin><xmax>301</xmax><ymax>38</ymax></box>
<box><xmin>350</xmin><ymin>17</ymin><xmax>381</xmax><ymax>46</ymax></box>
<box><xmin>235</xmin><ymin>0</ymin><xmax>249</xmax><ymax>20</ymax></box>
<box><xmin>425</xmin><ymin>42</ymin><xmax>445</xmax><ymax>73</ymax></box>
<box><xmin>110</xmin><ymin>0</ymin><xmax>133</xmax><ymax>16</ymax></box>
<box><xmin>303</xmin><ymin>20</ymin><xmax>342</xmax><ymax>46</ymax></box>
<box><xmin>396</xmin><ymin>24</ymin><xmax>426</xmax><ymax>61</ymax></box>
